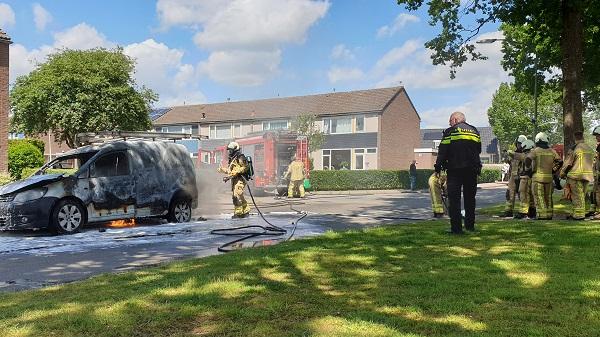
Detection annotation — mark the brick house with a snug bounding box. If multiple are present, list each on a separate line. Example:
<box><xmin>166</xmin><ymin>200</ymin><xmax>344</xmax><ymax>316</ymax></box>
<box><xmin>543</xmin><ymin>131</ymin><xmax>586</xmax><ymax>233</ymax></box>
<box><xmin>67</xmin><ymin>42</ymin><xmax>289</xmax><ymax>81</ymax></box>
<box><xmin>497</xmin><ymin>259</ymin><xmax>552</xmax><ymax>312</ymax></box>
<box><xmin>0</xmin><ymin>30</ymin><xmax>10</xmax><ymax>173</ymax></box>
<box><xmin>415</xmin><ymin>126</ymin><xmax>501</xmax><ymax>169</ymax></box>
<box><xmin>152</xmin><ymin>87</ymin><xmax>421</xmax><ymax>170</ymax></box>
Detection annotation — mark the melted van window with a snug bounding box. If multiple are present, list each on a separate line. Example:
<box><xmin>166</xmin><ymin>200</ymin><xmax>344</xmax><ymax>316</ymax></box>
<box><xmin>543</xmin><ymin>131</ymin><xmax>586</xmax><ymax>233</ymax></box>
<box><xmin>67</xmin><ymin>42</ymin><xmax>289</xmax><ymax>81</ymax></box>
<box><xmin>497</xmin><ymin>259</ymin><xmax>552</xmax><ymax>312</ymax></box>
<box><xmin>90</xmin><ymin>152</ymin><xmax>130</xmax><ymax>177</ymax></box>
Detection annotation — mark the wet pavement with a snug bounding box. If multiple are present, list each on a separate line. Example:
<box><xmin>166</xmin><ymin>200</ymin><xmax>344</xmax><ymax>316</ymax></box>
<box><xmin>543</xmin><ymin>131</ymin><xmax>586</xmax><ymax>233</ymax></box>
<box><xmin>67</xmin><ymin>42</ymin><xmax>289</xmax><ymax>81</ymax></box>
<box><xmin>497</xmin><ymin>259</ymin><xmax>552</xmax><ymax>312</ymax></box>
<box><xmin>0</xmin><ymin>184</ymin><xmax>505</xmax><ymax>292</ymax></box>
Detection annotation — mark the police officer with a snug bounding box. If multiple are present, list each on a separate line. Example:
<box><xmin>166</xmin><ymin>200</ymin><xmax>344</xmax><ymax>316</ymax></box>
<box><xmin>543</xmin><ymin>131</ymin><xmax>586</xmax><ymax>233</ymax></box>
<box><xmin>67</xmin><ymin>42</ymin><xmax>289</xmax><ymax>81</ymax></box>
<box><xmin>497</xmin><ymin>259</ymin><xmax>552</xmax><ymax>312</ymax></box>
<box><xmin>560</xmin><ymin>131</ymin><xmax>594</xmax><ymax>220</ymax></box>
<box><xmin>592</xmin><ymin>126</ymin><xmax>600</xmax><ymax>218</ymax></box>
<box><xmin>514</xmin><ymin>139</ymin><xmax>535</xmax><ymax>219</ymax></box>
<box><xmin>428</xmin><ymin>171</ymin><xmax>447</xmax><ymax>218</ymax></box>
<box><xmin>218</xmin><ymin>142</ymin><xmax>251</xmax><ymax>218</ymax></box>
<box><xmin>503</xmin><ymin>135</ymin><xmax>528</xmax><ymax>217</ymax></box>
<box><xmin>284</xmin><ymin>155</ymin><xmax>306</xmax><ymax>198</ymax></box>
<box><xmin>526</xmin><ymin>133</ymin><xmax>563</xmax><ymax>220</ymax></box>
<box><xmin>434</xmin><ymin>111</ymin><xmax>482</xmax><ymax>234</ymax></box>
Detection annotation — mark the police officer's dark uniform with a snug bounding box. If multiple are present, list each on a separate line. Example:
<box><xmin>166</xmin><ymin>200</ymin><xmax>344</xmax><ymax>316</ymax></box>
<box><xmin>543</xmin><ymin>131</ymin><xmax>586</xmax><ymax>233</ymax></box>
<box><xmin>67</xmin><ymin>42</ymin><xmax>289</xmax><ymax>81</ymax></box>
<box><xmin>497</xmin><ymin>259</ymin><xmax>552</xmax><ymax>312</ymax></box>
<box><xmin>434</xmin><ymin>120</ymin><xmax>482</xmax><ymax>234</ymax></box>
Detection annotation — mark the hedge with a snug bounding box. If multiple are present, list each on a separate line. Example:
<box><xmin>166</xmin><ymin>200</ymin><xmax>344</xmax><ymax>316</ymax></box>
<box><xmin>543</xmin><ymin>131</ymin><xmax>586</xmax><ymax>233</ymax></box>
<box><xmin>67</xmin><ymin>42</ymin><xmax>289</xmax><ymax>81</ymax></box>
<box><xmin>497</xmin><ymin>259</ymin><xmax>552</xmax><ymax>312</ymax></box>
<box><xmin>308</xmin><ymin>168</ymin><xmax>501</xmax><ymax>191</ymax></box>
<box><xmin>8</xmin><ymin>139</ymin><xmax>45</xmax><ymax>154</ymax></box>
<box><xmin>21</xmin><ymin>167</ymin><xmax>77</xmax><ymax>179</ymax></box>
<box><xmin>0</xmin><ymin>173</ymin><xmax>14</xmax><ymax>186</ymax></box>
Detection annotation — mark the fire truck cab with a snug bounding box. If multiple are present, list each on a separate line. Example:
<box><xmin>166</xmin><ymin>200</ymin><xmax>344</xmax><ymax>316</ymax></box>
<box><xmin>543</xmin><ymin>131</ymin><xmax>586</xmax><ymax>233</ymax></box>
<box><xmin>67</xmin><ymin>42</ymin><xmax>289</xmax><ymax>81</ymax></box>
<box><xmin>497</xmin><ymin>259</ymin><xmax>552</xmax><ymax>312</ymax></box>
<box><xmin>200</xmin><ymin>131</ymin><xmax>309</xmax><ymax>195</ymax></box>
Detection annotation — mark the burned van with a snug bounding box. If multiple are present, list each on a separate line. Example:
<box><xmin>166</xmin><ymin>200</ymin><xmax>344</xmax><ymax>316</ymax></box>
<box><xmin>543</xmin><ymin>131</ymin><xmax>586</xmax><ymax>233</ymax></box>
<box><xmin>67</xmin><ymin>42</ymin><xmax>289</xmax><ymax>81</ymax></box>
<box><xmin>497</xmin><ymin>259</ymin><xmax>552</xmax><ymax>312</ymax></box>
<box><xmin>0</xmin><ymin>141</ymin><xmax>198</xmax><ymax>234</ymax></box>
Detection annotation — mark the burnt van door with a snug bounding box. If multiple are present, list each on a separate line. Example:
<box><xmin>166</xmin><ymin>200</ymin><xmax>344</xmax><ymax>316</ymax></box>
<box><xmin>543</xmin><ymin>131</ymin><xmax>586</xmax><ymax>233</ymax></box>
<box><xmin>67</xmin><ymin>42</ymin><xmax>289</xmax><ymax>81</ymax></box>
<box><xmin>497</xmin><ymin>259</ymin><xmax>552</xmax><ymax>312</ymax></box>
<box><xmin>87</xmin><ymin>151</ymin><xmax>136</xmax><ymax>221</ymax></box>
<box><xmin>130</xmin><ymin>148</ymin><xmax>165</xmax><ymax>217</ymax></box>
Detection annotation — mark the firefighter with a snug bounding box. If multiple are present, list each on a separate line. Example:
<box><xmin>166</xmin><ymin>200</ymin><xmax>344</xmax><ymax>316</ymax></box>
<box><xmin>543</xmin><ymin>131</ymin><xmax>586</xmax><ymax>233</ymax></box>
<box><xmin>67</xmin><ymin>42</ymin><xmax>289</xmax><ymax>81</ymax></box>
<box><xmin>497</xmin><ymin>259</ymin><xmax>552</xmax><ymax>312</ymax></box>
<box><xmin>428</xmin><ymin>172</ymin><xmax>447</xmax><ymax>218</ymax></box>
<box><xmin>526</xmin><ymin>132</ymin><xmax>563</xmax><ymax>220</ymax></box>
<box><xmin>502</xmin><ymin>135</ymin><xmax>528</xmax><ymax>217</ymax></box>
<box><xmin>513</xmin><ymin>139</ymin><xmax>535</xmax><ymax>219</ymax></box>
<box><xmin>592</xmin><ymin>126</ymin><xmax>600</xmax><ymax>218</ymax></box>
<box><xmin>284</xmin><ymin>155</ymin><xmax>306</xmax><ymax>198</ymax></box>
<box><xmin>218</xmin><ymin>142</ymin><xmax>251</xmax><ymax>218</ymax></box>
<box><xmin>560</xmin><ymin>131</ymin><xmax>594</xmax><ymax>220</ymax></box>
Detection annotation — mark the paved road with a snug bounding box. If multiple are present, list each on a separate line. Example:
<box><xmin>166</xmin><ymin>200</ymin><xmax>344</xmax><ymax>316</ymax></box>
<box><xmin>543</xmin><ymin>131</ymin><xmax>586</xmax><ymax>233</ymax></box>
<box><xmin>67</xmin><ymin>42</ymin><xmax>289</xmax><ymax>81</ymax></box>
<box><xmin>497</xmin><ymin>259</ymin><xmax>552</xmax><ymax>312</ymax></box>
<box><xmin>0</xmin><ymin>183</ymin><xmax>505</xmax><ymax>292</ymax></box>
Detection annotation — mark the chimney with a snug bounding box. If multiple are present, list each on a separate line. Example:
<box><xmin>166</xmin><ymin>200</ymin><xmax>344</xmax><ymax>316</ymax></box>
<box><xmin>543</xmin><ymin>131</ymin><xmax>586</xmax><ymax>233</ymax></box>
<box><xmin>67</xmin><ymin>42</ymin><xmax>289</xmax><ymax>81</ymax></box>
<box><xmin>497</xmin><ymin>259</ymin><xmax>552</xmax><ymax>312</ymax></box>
<box><xmin>0</xmin><ymin>29</ymin><xmax>12</xmax><ymax>173</ymax></box>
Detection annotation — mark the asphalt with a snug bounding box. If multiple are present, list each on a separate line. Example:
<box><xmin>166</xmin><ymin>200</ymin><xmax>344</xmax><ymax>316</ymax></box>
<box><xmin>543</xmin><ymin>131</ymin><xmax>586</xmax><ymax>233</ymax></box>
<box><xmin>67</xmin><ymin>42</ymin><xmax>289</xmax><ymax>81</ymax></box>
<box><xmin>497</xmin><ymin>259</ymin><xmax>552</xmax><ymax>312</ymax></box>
<box><xmin>0</xmin><ymin>183</ymin><xmax>506</xmax><ymax>292</ymax></box>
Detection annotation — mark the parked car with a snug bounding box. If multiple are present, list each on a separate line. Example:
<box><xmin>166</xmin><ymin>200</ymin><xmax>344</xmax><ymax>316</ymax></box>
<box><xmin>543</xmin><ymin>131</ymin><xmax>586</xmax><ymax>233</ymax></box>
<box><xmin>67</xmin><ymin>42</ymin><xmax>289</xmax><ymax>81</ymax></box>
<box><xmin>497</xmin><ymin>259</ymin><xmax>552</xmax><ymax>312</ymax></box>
<box><xmin>0</xmin><ymin>140</ymin><xmax>198</xmax><ymax>234</ymax></box>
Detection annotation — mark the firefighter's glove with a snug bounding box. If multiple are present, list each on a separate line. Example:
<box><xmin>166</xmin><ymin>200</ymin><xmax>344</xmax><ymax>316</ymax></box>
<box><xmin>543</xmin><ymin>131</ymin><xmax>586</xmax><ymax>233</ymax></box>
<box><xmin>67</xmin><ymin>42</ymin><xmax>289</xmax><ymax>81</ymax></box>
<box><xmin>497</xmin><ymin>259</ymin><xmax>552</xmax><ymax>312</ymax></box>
<box><xmin>223</xmin><ymin>176</ymin><xmax>231</xmax><ymax>183</ymax></box>
<box><xmin>553</xmin><ymin>175</ymin><xmax>563</xmax><ymax>190</ymax></box>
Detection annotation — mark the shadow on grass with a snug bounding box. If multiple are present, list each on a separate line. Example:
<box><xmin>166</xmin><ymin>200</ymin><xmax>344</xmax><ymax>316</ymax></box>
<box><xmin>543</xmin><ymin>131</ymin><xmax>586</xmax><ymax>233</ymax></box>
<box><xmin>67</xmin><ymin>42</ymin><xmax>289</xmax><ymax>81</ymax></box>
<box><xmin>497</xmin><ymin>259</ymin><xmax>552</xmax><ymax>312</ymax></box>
<box><xmin>0</xmin><ymin>220</ymin><xmax>599</xmax><ymax>337</ymax></box>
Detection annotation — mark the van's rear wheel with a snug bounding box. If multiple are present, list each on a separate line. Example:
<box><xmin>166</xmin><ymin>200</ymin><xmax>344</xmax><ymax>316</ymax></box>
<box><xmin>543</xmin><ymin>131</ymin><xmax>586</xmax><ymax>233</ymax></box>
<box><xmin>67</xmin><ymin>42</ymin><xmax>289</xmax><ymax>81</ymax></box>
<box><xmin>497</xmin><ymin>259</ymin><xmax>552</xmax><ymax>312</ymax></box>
<box><xmin>168</xmin><ymin>198</ymin><xmax>192</xmax><ymax>223</ymax></box>
<box><xmin>52</xmin><ymin>199</ymin><xmax>85</xmax><ymax>234</ymax></box>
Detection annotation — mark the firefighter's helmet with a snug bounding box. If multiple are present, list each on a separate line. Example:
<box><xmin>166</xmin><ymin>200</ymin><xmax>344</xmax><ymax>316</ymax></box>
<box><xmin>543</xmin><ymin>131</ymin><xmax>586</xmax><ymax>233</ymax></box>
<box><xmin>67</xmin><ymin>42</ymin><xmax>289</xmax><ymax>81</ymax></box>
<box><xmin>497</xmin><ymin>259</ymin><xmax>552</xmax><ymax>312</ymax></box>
<box><xmin>521</xmin><ymin>139</ymin><xmax>535</xmax><ymax>151</ymax></box>
<box><xmin>227</xmin><ymin>142</ymin><xmax>240</xmax><ymax>151</ymax></box>
<box><xmin>593</xmin><ymin>126</ymin><xmax>600</xmax><ymax>136</ymax></box>
<box><xmin>516</xmin><ymin>135</ymin><xmax>527</xmax><ymax>145</ymax></box>
<box><xmin>535</xmin><ymin>132</ymin><xmax>549</xmax><ymax>144</ymax></box>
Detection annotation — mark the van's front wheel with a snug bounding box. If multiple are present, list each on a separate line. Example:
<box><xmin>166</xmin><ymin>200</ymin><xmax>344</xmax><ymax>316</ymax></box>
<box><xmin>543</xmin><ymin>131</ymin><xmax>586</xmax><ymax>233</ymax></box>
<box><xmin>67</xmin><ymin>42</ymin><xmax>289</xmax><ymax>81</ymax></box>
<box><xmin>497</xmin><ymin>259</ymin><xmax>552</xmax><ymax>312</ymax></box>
<box><xmin>168</xmin><ymin>198</ymin><xmax>192</xmax><ymax>223</ymax></box>
<box><xmin>52</xmin><ymin>199</ymin><xmax>85</xmax><ymax>234</ymax></box>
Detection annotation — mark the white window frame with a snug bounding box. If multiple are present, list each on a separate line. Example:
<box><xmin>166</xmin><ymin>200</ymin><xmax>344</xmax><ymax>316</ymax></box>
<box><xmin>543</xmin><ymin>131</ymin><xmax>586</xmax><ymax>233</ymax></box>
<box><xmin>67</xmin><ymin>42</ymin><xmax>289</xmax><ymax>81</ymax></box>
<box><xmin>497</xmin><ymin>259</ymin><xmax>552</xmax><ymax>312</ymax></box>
<box><xmin>181</xmin><ymin>125</ymin><xmax>192</xmax><ymax>135</ymax></box>
<box><xmin>209</xmin><ymin>124</ymin><xmax>232</xmax><ymax>139</ymax></box>
<box><xmin>233</xmin><ymin>124</ymin><xmax>242</xmax><ymax>138</ymax></box>
<box><xmin>433</xmin><ymin>140</ymin><xmax>441</xmax><ymax>150</ymax></box>
<box><xmin>355</xmin><ymin>115</ymin><xmax>365</xmax><ymax>133</ymax></box>
<box><xmin>323</xmin><ymin>117</ymin><xmax>353</xmax><ymax>134</ymax></box>
<box><xmin>262</xmin><ymin>120</ymin><xmax>289</xmax><ymax>131</ymax></box>
<box><xmin>161</xmin><ymin>127</ymin><xmax>168</xmax><ymax>133</ymax></box>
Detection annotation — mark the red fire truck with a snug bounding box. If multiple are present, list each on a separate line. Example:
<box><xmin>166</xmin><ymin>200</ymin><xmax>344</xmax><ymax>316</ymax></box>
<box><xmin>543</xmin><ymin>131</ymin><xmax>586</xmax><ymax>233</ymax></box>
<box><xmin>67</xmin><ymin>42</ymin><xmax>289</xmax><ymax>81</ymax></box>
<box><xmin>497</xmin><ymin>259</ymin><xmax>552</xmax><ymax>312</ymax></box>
<box><xmin>199</xmin><ymin>130</ymin><xmax>309</xmax><ymax>195</ymax></box>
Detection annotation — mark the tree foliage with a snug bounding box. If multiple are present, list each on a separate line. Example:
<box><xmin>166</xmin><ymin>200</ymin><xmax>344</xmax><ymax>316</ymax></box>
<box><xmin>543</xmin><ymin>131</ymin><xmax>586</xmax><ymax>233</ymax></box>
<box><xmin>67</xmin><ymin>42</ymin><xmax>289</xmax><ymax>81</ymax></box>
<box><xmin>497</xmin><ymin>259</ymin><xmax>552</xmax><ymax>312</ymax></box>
<box><xmin>488</xmin><ymin>83</ymin><xmax>563</xmax><ymax>149</ymax></box>
<box><xmin>10</xmin><ymin>48</ymin><xmax>157</xmax><ymax>148</ymax></box>
<box><xmin>291</xmin><ymin>114</ymin><xmax>326</xmax><ymax>153</ymax></box>
<box><xmin>396</xmin><ymin>0</ymin><xmax>600</xmax><ymax>148</ymax></box>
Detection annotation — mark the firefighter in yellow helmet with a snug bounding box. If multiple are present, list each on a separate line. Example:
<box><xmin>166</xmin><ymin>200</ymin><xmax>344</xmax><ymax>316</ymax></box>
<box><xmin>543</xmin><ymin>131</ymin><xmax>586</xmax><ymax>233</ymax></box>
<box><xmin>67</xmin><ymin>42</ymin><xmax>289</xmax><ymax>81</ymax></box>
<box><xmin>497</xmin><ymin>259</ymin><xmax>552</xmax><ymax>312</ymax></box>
<box><xmin>503</xmin><ymin>135</ymin><xmax>528</xmax><ymax>217</ymax></box>
<box><xmin>284</xmin><ymin>155</ymin><xmax>306</xmax><ymax>198</ymax></box>
<box><xmin>560</xmin><ymin>131</ymin><xmax>594</xmax><ymax>220</ymax></box>
<box><xmin>525</xmin><ymin>132</ymin><xmax>563</xmax><ymax>220</ymax></box>
<box><xmin>592</xmin><ymin>126</ymin><xmax>600</xmax><ymax>218</ymax></box>
<box><xmin>218</xmin><ymin>142</ymin><xmax>251</xmax><ymax>218</ymax></box>
<box><xmin>514</xmin><ymin>139</ymin><xmax>535</xmax><ymax>219</ymax></box>
<box><xmin>428</xmin><ymin>172</ymin><xmax>447</xmax><ymax>218</ymax></box>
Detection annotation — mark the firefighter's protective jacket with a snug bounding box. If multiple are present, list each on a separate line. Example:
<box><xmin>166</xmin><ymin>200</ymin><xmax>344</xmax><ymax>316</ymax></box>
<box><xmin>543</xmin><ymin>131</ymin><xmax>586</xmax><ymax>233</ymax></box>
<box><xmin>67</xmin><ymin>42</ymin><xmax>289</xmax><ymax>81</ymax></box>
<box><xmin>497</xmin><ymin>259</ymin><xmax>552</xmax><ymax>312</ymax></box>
<box><xmin>434</xmin><ymin>122</ymin><xmax>482</xmax><ymax>172</ymax></box>
<box><xmin>526</xmin><ymin>146</ymin><xmax>562</xmax><ymax>183</ymax></box>
<box><xmin>560</xmin><ymin>141</ymin><xmax>594</xmax><ymax>181</ymax></box>
<box><xmin>218</xmin><ymin>154</ymin><xmax>248</xmax><ymax>178</ymax></box>
<box><xmin>285</xmin><ymin>160</ymin><xmax>305</xmax><ymax>181</ymax></box>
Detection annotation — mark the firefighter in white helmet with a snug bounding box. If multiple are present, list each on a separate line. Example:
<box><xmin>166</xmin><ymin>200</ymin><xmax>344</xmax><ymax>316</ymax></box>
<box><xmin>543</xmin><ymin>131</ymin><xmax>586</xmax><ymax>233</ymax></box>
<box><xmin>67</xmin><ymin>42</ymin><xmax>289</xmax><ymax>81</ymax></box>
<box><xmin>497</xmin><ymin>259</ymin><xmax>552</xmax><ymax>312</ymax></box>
<box><xmin>592</xmin><ymin>126</ymin><xmax>600</xmax><ymax>218</ymax></box>
<box><xmin>514</xmin><ymin>139</ymin><xmax>536</xmax><ymax>219</ymax></box>
<box><xmin>218</xmin><ymin>142</ymin><xmax>251</xmax><ymax>218</ymax></box>
<box><xmin>503</xmin><ymin>135</ymin><xmax>528</xmax><ymax>217</ymax></box>
<box><xmin>525</xmin><ymin>132</ymin><xmax>563</xmax><ymax>219</ymax></box>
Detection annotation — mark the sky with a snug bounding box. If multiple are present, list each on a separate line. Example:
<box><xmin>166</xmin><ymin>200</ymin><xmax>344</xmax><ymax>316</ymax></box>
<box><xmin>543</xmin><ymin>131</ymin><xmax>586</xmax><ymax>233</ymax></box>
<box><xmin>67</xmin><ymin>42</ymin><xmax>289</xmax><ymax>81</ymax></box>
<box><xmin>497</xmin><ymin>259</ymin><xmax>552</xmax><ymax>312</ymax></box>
<box><xmin>0</xmin><ymin>0</ymin><xmax>511</xmax><ymax>128</ymax></box>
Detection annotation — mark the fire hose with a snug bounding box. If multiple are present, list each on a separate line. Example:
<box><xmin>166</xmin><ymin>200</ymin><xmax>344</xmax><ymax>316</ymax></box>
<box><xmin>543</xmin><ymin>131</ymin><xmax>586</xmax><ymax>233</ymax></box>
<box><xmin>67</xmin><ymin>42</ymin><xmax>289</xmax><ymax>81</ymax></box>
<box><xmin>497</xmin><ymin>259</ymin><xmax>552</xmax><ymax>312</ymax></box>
<box><xmin>210</xmin><ymin>176</ymin><xmax>307</xmax><ymax>253</ymax></box>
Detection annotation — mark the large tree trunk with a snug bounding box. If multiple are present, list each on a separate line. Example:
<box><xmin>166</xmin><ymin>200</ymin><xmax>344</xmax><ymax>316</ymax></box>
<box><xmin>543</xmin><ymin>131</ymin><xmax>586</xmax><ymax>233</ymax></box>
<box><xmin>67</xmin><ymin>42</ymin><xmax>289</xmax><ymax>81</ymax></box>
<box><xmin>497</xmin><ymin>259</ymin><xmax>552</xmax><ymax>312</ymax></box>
<box><xmin>560</xmin><ymin>0</ymin><xmax>584</xmax><ymax>150</ymax></box>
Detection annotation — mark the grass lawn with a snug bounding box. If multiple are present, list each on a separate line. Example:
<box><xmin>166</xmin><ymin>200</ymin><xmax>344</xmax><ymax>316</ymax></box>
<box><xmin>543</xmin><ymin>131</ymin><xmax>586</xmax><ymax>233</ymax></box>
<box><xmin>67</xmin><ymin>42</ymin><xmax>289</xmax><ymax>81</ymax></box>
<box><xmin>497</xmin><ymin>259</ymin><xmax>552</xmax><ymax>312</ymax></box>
<box><xmin>1</xmin><ymin>220</ymin><xmax>599</xmax><ymax>337</ymax></box>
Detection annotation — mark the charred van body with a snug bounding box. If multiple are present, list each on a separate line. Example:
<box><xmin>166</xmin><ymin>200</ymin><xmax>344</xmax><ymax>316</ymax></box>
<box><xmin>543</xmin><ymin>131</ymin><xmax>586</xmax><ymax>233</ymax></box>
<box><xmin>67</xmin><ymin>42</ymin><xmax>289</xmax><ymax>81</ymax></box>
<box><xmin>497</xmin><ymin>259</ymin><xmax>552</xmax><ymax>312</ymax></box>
<box><xmin>0</xmin><ymin>141</ymin><xmax>198</xmax><ymax>234</ymax></box>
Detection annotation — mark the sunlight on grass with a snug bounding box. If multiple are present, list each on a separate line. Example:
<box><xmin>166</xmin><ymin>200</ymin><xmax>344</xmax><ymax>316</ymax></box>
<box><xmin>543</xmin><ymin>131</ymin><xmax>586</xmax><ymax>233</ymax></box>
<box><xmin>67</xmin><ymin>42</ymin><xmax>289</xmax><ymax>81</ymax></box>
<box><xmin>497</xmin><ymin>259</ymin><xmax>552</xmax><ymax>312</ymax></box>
<box><xmin>426</xmin><ymin>245</ymin><xmax>480</xmax><ymax>257</ymax></box>
<box><xmin>492</xmin><ymin>259</ymin><xmax>548</xmax><ymax>288</ymax></box>
<box><xmin>200</xmin><ymin>275</ymin><xmax>265</xmax><ymax>299</ymax></box>
<box><xmin>377</xmin><ymin>306</ymin><xmax>487</xmax><ymax>332</ymax></box>
<box><xmin>260</xmin><ymin>267</ymin><xmax>294</xmax><ymax>284</ymax></box>
<box><xmin>582</xmin><ymin>280</ymin><xmax>600</xmax><ymax>298</ymax></box>
<box><xmin>308</xmin><ymin>316</ymin><xmax>422</xmax><ymax>337</ymax></box>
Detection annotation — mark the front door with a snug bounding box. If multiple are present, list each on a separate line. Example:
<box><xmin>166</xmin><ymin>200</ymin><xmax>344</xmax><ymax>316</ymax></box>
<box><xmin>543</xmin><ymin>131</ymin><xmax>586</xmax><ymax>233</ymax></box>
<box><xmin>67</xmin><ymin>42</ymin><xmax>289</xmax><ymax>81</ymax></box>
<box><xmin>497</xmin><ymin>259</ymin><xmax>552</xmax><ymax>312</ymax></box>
<box><xmin>87</xmin><ymin>151</ymin><xmax>136</xmax><ymax>221</ymax></box>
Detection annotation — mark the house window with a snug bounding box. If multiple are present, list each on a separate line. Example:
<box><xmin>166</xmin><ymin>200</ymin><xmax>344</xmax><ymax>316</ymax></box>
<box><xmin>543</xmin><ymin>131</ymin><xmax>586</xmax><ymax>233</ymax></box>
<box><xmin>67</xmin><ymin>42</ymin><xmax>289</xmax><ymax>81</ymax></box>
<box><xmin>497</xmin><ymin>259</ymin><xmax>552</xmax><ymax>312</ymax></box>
<box><xmin>181</xmin><ymin>126</ymin><xmax>192</xmax><ymax>134</ymax></box>
<box><xmin>323</xmin><ymin>117</ymin><xmax>352</xmax><ymax>134</ymax></box>
<box><xmin>234</xmin><ymin>124</ymin><xmax>242</xmax><ymax>137</ymax></box>
<box><xmin>367</xmin><ymin>148</ymin><xmax>377</xmax><ymax>154</ymax></box>
<box><xmin>209</xmin><ymin>124</ymin><xmax>232</xmax><ymax>139</ymax></box>
<box><xmin>202</xmin><ymin>153</ymin><xmax>210</xmax><ymax>164</ymax></box>
<box><xmin>356</xmin><ymin>116</ymin><xmax>364</xmax><ymax>132</ymax></box>
<box><xmin>323</xmin><ymin>149</ymin><xmax>351</xmax><ymax>170</ymax></box>
<box><xmin>355</xmin><ymin>149</ymin><xmax>364</xmax><ymax>170</ymax></box>
<box><xmin>322</xmin><ymin>150</ymin><xmax>331</xmax><ymax>170</ymax></box>
<box><xmin>263</xmin><ymin>120</ymin><xmax>289</xmax><ymax>130</ymax></box>
<box><xmin>433</xmin><ymin>140</ymin><xmax>441</xmax><ymax>149</ymax></box>
<box><xmin>161</xmin><ymin>127</ymin><xmax>168</xmax><ymax>133</ymax></box>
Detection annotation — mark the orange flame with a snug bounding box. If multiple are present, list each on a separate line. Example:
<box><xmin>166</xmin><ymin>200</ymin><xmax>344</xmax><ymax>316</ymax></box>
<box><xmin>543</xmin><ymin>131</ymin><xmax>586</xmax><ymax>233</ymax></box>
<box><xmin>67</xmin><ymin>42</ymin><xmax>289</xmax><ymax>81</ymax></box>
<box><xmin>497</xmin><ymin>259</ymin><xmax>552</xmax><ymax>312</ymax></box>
<box><xmin>107</xmin><ymin>219</ymin><xmax>137</xmax><ymax>228</ymax></box>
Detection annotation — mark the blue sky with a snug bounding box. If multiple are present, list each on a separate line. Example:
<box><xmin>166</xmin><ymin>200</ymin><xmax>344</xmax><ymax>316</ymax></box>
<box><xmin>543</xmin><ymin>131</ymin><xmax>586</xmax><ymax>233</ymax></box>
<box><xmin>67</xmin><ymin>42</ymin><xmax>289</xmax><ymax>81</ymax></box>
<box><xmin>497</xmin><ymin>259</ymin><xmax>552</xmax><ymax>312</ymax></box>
<box><xmin>0</xmin><ymin>0</ymin><xmax>511</xmax><ymax>128</ymax></box>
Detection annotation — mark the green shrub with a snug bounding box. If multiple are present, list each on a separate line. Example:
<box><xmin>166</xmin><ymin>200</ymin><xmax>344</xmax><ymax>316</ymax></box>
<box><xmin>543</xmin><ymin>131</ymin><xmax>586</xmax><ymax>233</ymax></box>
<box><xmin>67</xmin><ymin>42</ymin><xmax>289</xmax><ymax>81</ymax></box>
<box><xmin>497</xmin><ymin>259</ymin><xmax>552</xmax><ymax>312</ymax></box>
<box><xmin>0</xmin><ymin>173</ymin><xmax>14</xmax><ymax>186</ymax></box>
<box><xmin>8</xmin><ymin>142</ymin><xmax>44</xmax><ymax>180</ymax></box>
<box><xmin>308</xmin><ymin>168</ymin><xmax>501</xmax><ymax>191</ymax></box>
<box><xmin>8</xmin><ymin>139</ymin><xmax>45</xmax><ymax>155</ymax></box>
<box><xmin>21</xmin><ymin>167</ymin><xmax>77</xmax><ymax>179</ymax></box>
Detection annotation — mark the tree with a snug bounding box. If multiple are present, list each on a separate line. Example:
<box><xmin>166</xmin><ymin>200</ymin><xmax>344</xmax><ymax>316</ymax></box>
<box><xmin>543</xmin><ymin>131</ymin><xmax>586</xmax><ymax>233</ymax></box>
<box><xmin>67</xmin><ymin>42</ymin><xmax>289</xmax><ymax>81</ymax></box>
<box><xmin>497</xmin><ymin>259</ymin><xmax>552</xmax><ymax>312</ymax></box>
<box><xmin>488</xmin><ymin>83</ymin><xmax>563</xmax><ymax>149</ymax></box>
<box><xmin>395</xmin><ymin>0</ymin><xmax>600</xmax><ymax>148</ymax></box>
<box><xmin>291</xmin><ymin>113</ymin><xmax>326</xmax><ymax>154</ymax></box>
<box><xmin>10</xmin><ymin>48</ymin><xmax>157</xmax><ymax>148</ymax></box>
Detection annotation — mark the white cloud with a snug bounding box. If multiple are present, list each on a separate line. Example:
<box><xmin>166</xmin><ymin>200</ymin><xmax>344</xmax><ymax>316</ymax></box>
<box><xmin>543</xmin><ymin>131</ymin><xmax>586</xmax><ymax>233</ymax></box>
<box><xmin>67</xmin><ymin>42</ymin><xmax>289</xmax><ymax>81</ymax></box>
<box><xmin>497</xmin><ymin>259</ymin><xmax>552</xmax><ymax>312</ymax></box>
<box><xmin>199</xmin><ymin>49</ymin><xmax>281</xmax><ymax>86</ymax></box>
<box><xmin>33</xmin><ymin>3</ymin><xmax>52</xmax><ymax>31</ymax></box>
<box><xmin>53</xmin><ymin>23</ymin><xmax>114</xmax><ymax>50</ymax></box>
<box><xmin>419</xmin><ymin>88</ymin><xmax>496</xmax><ymax>128</ymax></box>
<box><xmin>330</xmin><ymin>44</ymin><xmax>354</xmax><ymax>60</ymax></box>
<box><xmin>327</xmin><ymin>66</ymin><xmax>364</xmax><ymax>84</ymax></box>
<box><xmin>373</xmin><ymin>39</ymin><xmax>421</xmax><ymax>74</ymax></box>
<box><xmin>158</xmin><ymin>0</ymin><xmax>330</xmax><ymax>86</ymax></box>
<box><xmin>0</xmin><ymin>3</ymin><xmax>15</xmax><ymax>28</ymax></box>
<box><xmin>377</xmin><ymin>13</ymin><xmax>419</xmax><ymax>38</ymax></box>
